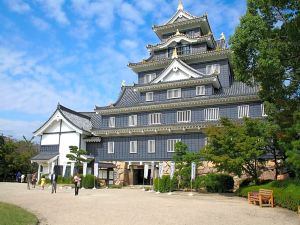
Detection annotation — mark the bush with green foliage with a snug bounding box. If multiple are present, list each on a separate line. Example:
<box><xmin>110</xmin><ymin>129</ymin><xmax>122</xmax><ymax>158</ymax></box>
<box><xmin>109</xmin><ymin>184</ymin><xmax>122</xmax><ymax>189</ymax></box>
<box><xmin>153</xmin><ymin>175</ymin><xmax>177</xmax><ymax>193</ymax></box>
<box><xmin>82</xmin><ymin>174</ymin><xmax>96</xmax><ymax>189</ymax></box>
<box><xmin>238</xmin><ymin>179</ymin><xmax>300</xmax><ymax>211</ymax></box>
<box><xmin>57</xmin><ymin>176</ymin><xmax>73</xmax><ymax>184</ymax></box>
<box><xmin>194</xmin><ymin>173</ymin><xmax>234</xmax><ymax>193</ymax></box>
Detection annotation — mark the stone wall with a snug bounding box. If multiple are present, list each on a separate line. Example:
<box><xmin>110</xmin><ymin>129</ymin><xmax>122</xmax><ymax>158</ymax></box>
<box><xmin>113</xmin><ymin>161</ymin><xmax>129</xmax><ymax>185</ymax></box>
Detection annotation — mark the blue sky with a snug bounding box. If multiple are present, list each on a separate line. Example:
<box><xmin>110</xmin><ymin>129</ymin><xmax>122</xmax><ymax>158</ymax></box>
<box><xmin>0</xmin><ymin>0</ymin><xmax>246</xmax><ymax>139</ymax></box>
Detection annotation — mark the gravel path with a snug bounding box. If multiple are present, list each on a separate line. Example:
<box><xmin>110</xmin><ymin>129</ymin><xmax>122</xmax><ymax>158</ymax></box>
<box><xmin>0</xmin><ymin>183</ymin><xmax>298</xmax><ymax>225</ymax></box>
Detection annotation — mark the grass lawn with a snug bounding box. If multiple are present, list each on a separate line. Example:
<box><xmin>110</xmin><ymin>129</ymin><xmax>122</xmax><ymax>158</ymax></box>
<box><xmin>0</xmin><ymin>202</ymin><xmax>38</xmax><ymax>225</ymax></box>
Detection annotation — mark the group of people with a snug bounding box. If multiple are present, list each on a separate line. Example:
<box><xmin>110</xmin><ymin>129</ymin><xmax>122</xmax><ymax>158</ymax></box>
<box><xmin>15</xmin><ymin>171</ymin><xmax>38</xmax><ymax>190</ymax></box>
<box><xmin>26</xmin><ymin>172</ymin><xmax>82</xmax><ymax>196</ymax></box>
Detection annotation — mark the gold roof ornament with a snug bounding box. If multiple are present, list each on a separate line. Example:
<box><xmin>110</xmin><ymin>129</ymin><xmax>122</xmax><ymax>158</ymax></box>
<box><xmin>220</xmin><ymin>32</ymin><xmax>226</xmax><ymax>40</ymax></box>
<box><xmin>175</xmin><ymin>29</ymin><xmax>181</xmax><ymax>35</ymax></box>
<box><xmin>172</xmin><ymin>47</ymin><xmax>178</xmax><ymax>59</ymax></box>
<box><xmin>177</xmin><ymin>0</ymin><xmax>184</xmax><ymax>11</ymax></box>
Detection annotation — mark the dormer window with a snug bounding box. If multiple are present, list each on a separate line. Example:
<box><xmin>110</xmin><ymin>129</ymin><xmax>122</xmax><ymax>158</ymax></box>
<box><xmin>206</xmin><ymin>64</ymin><xmax>220</xmax><ymax>75</ymax></box>
<box><xmin>144</xmin><ymin>73</ymin><xmax>156</xmax><ymax>83</ymax></box>
<box><xmin>167</xmin><ymin>88</ymin><xmax>181</xmax><ymax>99</ymax></box>
<box><xmin>146</xmin><ymin>92</ymin><xmax>154</xmax><ymax>102</ymax></box>
<box><xmin>196</xmin><ymin>86</ymin><xmax>205</xmax><ymax>95</ymax></box>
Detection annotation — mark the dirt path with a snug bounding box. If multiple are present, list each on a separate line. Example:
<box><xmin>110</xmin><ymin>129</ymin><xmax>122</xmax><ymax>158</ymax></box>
<box><xmin>0</xmin><ymin>183</ymin><xmax>298</xmax><ymax>225</ymax></box>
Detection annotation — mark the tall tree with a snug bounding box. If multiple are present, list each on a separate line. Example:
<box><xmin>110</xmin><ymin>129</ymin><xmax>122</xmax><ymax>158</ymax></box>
<box><xmin>229</xmin><ymin>0</ymin><xmax>300</xmax><ymax>175</ymax></box>
<box><xmin>66</xmin><ymin>146</ymin><xmax>88</xmax><ymax>172</ymax></box>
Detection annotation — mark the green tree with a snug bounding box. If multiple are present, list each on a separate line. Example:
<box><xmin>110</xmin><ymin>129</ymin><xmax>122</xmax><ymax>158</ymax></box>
<box><xmin>229</xmin><ymin>0</ymin><xmax>300</xmax><ymax>175</ymax></box>
<box><xmin>66</xmin><ymin>146</ymin><xmax>88</xmax><ymax>172</ymax></box>
<box><xmin>173</xmin><ymin>141</ymin><xmax>200</xmax><ymax>188</ymax></box>
<box><xmin>200</xmin><ymin>118</ymin><xmax>267</xmax><ymax>184</ymax></box>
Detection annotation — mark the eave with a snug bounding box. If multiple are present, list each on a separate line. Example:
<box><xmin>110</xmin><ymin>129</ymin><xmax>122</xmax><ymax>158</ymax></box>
<box><xmin>95</xmin><ymin>94</ymin><xmax>260</xmax><ymax>115</ymax></box>
<box><xmin>128</xmin><ymin>49</ymin><xmax>231</xmax><ymax>73</ymax></box>
<box><xmin>146</xmin><ymin>34</ymin><xmax>214</xmax><ymax>52</ymax></box>
<box><xmin>92</xmin><ymin>120</ymin><xmax>244</xmax><ymax>137</ymax></box>
<box><xmin>134</xmin><ymin>76</ymin><xmax>220</xmax><ymax>92</ymax></box>
<box><xmin>152</xmin><ymin>16</ymin><xmax>210</xmax><ymax>40</ymax></box>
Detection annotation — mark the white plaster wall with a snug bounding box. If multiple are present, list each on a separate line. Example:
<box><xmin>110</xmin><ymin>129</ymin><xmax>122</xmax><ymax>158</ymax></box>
<box><xmin>59</xmin><ymin>133</ymin><xmax>80</xmax><ymax>164</ymax></box>
<box><xmin>61</xmin><ymin>121</ymin><xmax>74</xmax><ymax>132</ymax></box>
<box><xmin>44</xmin><ymin>120</ymin><xmax>60</xmax><ymax>133</ymax></box>
<box><xmin>41</xmin><ymin>134</ymin><xmax>59</xmax><ymax>145</ymax></box>
<box><xmin>163</xmin><ymin>70</ymin><xmax>190</xmax><ymax>82</ymax></box>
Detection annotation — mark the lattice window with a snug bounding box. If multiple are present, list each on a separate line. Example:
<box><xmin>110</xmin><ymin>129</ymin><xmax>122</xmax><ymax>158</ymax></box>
<box><xmin>204</xmin><ymin>108</ymin><xmax>219</xmax><ymax>121</ymax></box>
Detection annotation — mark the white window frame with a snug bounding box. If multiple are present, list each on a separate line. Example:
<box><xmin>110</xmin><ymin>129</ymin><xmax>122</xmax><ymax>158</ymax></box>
<box><xmin>144</xmin><ymin>73</ymin><xmax>156</xmax><ymax>83</ymax></box>
<box><xmin>130</xmin><ymin>141</ymin><xmax>137</xmax><ymax>154</ymax></box>
<box><xmin>204</xmin><ymin>137</ymin><xmax>208</xmax><ymax>146</ymax></box>
<box><xmin>167</xmin><ymin>139</ymin><xmax>181</xmax><ymax>153</ymax></box>
<box><xmin>146</xmin><ymin>92</ymin><xmax>154</xmax><ymax>102</ymax></box>
<box><xmin>128</xmin><ymin>115</ymin><xmax>137</xmax><ymax>127</ymax></box>
<box><xmin>196</xmin><ymin>85</ymin><xmax>205</xmax><ymax>96</ymax></box>
<box><xmin>204</xmin><ymin>108</ymin><xmax>219</xmax><ymax>121</ymax></box>
<box><xmin>148</xmin><ymin>140</ymin><xmax>155</xmax><ymax>153</ymax></box>
<box><xmin>148</xmin><ymin>113</ymin><xmax>161</xmax><ymax>125</ymax></box>
<box><xmin>108</xmin><ymin>142</ymin><xmax>114</xmax><ymax>154</ymax></box>
<box><xmin>167</xmin><ymin>88</ymin><xmax>181</xmax><ymax>99</ymax></box>
<box><xmin>261</xmin><ymin>104</ymin><xmax>267</xmax><ymax>117</ymax></box>
<box><xmin>238</xmin><ymin>105</ymin><xmax>249</xmax><ymax>118</ymax></box>
<box><xmin>206</xmin><ymin>64</ymin><xmax>220</xmax><ymax>75</ymax></box>
<box><xmin>177</xmin><ymin>110</ymin><xmax>191</xmax><ymax>123</ymax></box>
<box><xmin>108</xmin><ymin>117</ymin><xmax>115</xmax><ymax>128</ymax></box>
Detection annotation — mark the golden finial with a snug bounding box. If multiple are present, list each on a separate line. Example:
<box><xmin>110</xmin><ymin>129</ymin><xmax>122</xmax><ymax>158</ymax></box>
<box><xmin>220</xmin><ymin>32</ymin><xmax>226</xmax><ymax>40</ymax></box>
<box><xmin>175</xmin><ymin>29</ymin><xmax>181</xmax><ymax>35</ymax></box>
<box><xmin>177</xmin><ymin>0</ymin><xmax>184</xmax><ymax>11</ymax></box>
<box><xmin>172</xmin><ymin>48</ymin><xmax>178</xmax><ymax>59</ymax></box>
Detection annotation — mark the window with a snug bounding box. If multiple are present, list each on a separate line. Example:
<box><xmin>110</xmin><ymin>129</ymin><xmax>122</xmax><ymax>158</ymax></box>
<box><xmin>238</xmin><ymin>105</ymin><xmax>249</xmax><ymax>118</ymax></box>
<box><xmin>204</xmin><ymin>108</ymin><xmax>219</xmax><ymax>121</ymax></box>
<box><xmin>167</xmin><ymin>88</ymin><xmax>181</xmax><ymax>99</ymax></box>
<box><xmin>146</xmin><ymin>92</ymin><xmax>154</xmax><ymax>102</ymax></box>
<box><xmin>108</xmin><ymin>142</ymin><xmax>114</xmax><ymax>154</ymax></box>
<box><xmin>177</xmin><ymin>110</ymin><xmax>191</xmax><ymax>123</ymax></box>
<box><xmin>149</xmin><ymin>113</ymin><xmax>161</xmax><ymax>125</ymax></box>
<box><xmin>167</xmin><ymin>139</ymin><xmax>181</xmax><ymax>152</ymax></box>
<box><xmin>98</xmin><ymin>170</ymin><xmax>107</xmax><ymax>179</ymax></box>
<box><xmin>167</xmin><ymin>45</ymin><xmax>191</xmax><ymax>58</ymax></box>
<box><xmin>130</xmin><ymin>141</ymin><xmax>137</xmax><ymax>153</ymax></box>
<box><xmin>108</xmin><ymin>117</ymin><xmax>115</xmax><ymax>128</ymax></box>
<box><xmin>148</xmin><ymin>140</ymin><xmax>155</xmax><ymax>153</ymax></box>
<box><xmin>204</xmin><ymin>137</ymin><xmax>208</xmax><ymax>146</ymax></box>
<box><xmin>144</xmin><ymin>73</ymin><xmax>156</xmax><ymax>83</ymax></box>
<box><xmin>196</xmin><ymin>86</ymin><xmax>205</xmax><ymax>95</ymax></box>
<box><xmin>206</xmin><ymin>64</ymin><xmax>220</xmax><ymax>75</ymax></box>
<box><xmin>128</xmin><ymin>115</ymin><xmax>137</xmax><ymax>126</ymax></box>
<box><xmin>261</xmin><ymin>104</ymin><xmax>267</xmax><ymax>117</ymax></box>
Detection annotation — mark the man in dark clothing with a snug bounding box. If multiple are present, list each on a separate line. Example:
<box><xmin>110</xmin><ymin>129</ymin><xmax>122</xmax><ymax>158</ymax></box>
<box><xmin>50</xmin><ymin>173</ymin><xmax>58</xmax><ymax>194</ymax></box>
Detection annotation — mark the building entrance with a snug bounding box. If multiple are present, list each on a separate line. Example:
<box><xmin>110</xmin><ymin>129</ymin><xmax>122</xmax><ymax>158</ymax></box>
<box><xmin>133</xmin><ymin>168</ymin><xmax>151</xmax><ymax>185</ymax></box>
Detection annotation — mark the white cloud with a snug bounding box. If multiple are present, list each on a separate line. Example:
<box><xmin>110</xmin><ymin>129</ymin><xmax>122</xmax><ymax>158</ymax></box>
<box><xmin>120</xmin><ymin>39</ymin><xmax>138</xmax><ymax>49</ymax></box>
<box><xmin>0</xmin><ymin>118</ymin><xmax>41</xmax><ymax>139</ymax></box>
<box><xmin>69</xmin><ymin>20</ymin><xmax>95</xmax><ymax>41</ymax></box>
<box><xmin>31</xmin><ymin>16</ymin><xmax>50</xmax><ymax>31</ymax></box>
<box><xmin>5</xmin><ymin>0</ymin><xmax>31</xmax><ymax>13</ymax></box>
<box><xmin>119</xmin><ymin>2</ymin><xmax>144</xmax><ymax>25</ymax></box>
<box><xmin>38</xmin><ymin>0</ymin><xmax>69</xmax><ymax>25</ymax></box>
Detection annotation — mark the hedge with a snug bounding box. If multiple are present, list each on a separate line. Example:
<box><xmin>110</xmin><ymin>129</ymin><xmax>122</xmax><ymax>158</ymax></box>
<box><xmin>154</xmin><ymin>175</ymin><xmax>177</xmax><ymax>193</ymax></box>
<box><xmin>81</xmin><ymin>174</ymin><xmax>96</xmax><ymax>189</ymax></box>
<box><xmin>57</xmin><ymin>176</ymin><xmax>73</xmax><ymax>184</ymax></box>
<box><xmin>237</xmin><ymin>179</ymin><xmax>300</xmax><ymax>211</ymax></box>
<box><xmin>194</xmin><ymin>173</ymin><xmax>234</xmax><ymax>193</ymax></box>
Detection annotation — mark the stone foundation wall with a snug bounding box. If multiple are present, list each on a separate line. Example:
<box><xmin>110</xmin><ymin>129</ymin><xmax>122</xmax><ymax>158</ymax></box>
<box><xmin>113</xmin><ymin>161</ymin><xmax>129</xmax><ymax>186</ymax></box>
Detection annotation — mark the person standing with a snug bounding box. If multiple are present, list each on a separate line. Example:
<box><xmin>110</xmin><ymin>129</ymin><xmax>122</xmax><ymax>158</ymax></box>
<box><xmin>73</xmin><ymin>174</ymin><xmax>81</xmax><ymax>196</ymax></box>
<box><xmin>50</xmin><ymin>173</ymin><xmax>58</xmax><ymax>194</ymax></box>
<box><xmin>26</xmin><ymin>173</ymin><xmax>32</xmax><ymax>190</ymax></box>
<box><xmin>32</xmin><ymin>172</ymin><xmax>37</xmax><ymax>188</ymax></box>
<box><xmin>16</xmin><ymin>171</ymin><xmax>21</xmax><ymax>182</ymax></box>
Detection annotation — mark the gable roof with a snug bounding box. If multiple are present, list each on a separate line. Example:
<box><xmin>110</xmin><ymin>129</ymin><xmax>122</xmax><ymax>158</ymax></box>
<box><xmin>33</xmin><ymin>104</ymin><xmax>93</xmax><ymax>136</ymax></box>
<box><xmin>151</xmin><ymin>58</ymin><xmax>205</xmax><ymax>83</ymax></box>
<box><xmin>165</xmin><ymin>9</ymin><xmax>196</xmax><ymax>25</ymax></box>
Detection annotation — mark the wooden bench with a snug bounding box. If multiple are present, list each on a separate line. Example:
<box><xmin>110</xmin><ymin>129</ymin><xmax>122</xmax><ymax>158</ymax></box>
<box><xmin>248</xmin><ymin>189</ymin><xmax>274</xmax><ymax>208</ymax></box>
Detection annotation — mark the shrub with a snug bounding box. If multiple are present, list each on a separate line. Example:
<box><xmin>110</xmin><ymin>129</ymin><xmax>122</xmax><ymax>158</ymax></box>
<box><xmin>57</xmin><ymin>176</ymin><xmax>73</xmax><ymax>184</ymax></box>
<box><xmin>237</xmin><ymin>179</ymin><xmax>300</xmax><ymax>211</ymax></box>
<box><xmin>82</xmin><ymin>174</ymin><xmax>96</xmax><ymax>189</ymax></box>
<box><xmin>154</xmin><ymin>175</ymin><xmax>177</xmax><ymax>193</ymax></box>
<box><xmin>194</xmin><ymin>174</ymin><xmax>234</xmax><ymax>193</ymax></box>
<box><xmin>109</xmin><ymin>184</ymin><xmax>122</xmax><ymax>189</ymax></box>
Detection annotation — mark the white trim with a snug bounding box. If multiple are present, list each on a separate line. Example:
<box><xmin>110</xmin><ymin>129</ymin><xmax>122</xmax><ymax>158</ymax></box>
<box><xmin>109</xmin><ymin>117</ymin><xmax>115</xmax><ymax>128</ymax></box>
<box><xmin>148</xmin><ymin>140</ymin><xmax>155</xmax><ymax>153</ymax></box>
<box><xmin>128</xmin><ymin>115</ymin><xmax>137</xmax><ymax>126</ymax></box>
<box><xmin>167</xmin><ymin>88</ymin><xmax>181</xmax><ymax>99</ymax></box>
<box><xmin>152</xmin><ymin>59</ymin><xmax>204</xmax><ymax>84</ymax></box>
<box><xmin>146</xmin><ymin>92</ymin><xmax>154</xmax><ymax>102</ymax></box>
<box><xmin>204</xmin><ymin>108</ymin><xmax>219</xmax><ymax>121</ymax></box>
<box><xmin>167</xmin><ymin>139</ymin><xmax>181</xmax><ymax>152</ymax></box>
<box><xmin>238</xmin><ymin>105</ymin><xmax>249</xmax><ymax>118</ymax></box>
<box><xmin>148</xmin><ymin>113</ymin><xmax>161</xmax><ymax>125</ymax></box>
<box><xmin>206</xmin><ymin>64</ymin><xmax>220</xmax><ymax>75</ymax></box>
<box><xmin>34</xmin><ymin>110</ymin><xmax>84</xmax><ymax>136</ymax></box>
<box><xmin>261</xmin><ymin>104</ymin><xmax>267</xmax><ymax>117</ymax></box>
<box><xmin>108</xmin><ymin>142</ymin><xmax>114</xmax><ymax>154</ymax></box>
<box><xmin>177</xmin><ymin>110</ymin><xmax>191</xmax><ymax>123</ymax></box>
<box><xmin>165</xmin><ymin>10</ymin><xmax>194</xmax><ymax>25</ymax></box>
<box><xmin>130</xmin><ymin>141</ymin><xmax>137</xmax><ymax>154</ymax></box>
<box><xmin>196</xmin><ymin>85</ymin><xmax>205</xmax><ymax>96</ymax></box>
<box><xmin>144</xmin><ymin>73</ymin><xmax>156</xmax><ymax>84</ymax></box>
